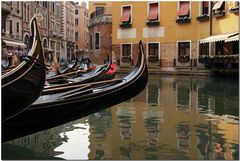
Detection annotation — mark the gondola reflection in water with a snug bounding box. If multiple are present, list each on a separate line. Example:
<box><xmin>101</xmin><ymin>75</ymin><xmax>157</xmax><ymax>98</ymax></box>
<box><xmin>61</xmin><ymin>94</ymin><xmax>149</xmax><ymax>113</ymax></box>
<box><xmin>2</xmin><ymin>39</ymin><xmax>148</xmax><ymax>142</ymax></box>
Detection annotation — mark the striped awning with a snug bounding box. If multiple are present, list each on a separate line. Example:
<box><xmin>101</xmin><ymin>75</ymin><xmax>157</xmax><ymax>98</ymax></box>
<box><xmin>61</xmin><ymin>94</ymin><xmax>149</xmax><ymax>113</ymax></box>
<box><xmin>178</xmin><ymin>1</ymin><xmax>190</xmax><ymax>16</ymax></box>
<box><xmin>225</xmin><ymin>33</ymin><xmax>239</xmax><ymax>42</ymax></box>
<box><xmin>120</xmin><ymin>6</ymin><xmax>131</xmax><ymax>22</ymax></box>
<box><xmin>199</xmin><ymin>33</ymin><xmax>235</xmax><ymax>44</ymax></box>
<box><xmin>148</xmin><ymin>3</ymin><xmax>158</xmax><ymax>20</ymax></box>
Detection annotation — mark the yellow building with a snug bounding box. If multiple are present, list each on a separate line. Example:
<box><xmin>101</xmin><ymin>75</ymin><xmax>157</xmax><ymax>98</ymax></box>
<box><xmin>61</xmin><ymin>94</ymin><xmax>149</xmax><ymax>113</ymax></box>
<box><xmin>109</xmin><ymin>1</ymin><xmax>239</xmax><ymax>70</ymax></box>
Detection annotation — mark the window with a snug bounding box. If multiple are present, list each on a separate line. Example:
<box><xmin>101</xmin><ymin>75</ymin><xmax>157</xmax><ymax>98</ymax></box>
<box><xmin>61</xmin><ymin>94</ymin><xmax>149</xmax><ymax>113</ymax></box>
<box><xmin>27</xmin><ymin>4</ymin><xmax>30</xmax><ymax>21</ymax></box>
<box><xmin>76</xmin><ymin>45</ymin><xmax>78</xmax><ymax>50</ymax></box>
<box><xmin>201</xmin><ymin>1</ymin><xmax>209</xmax><ymax>15</ymax></box>
<box><xmin>16</xmin><ymin>22</ymin><xmax>19</xmax><ymax>33</ymax></box>
<box><xmin>90</xmin><ymin>34</ymin><xmax>93</xmax><ymax>50</ymax></box>
<box><xmin>75</xmin><ymin>19</ymin><xmax>78</xmax><ymax>25</ymax></box>
<box><xmin>9</xmin><ymin>20</ymin><xmax>12</xmax><ymax>34</ymax></box>
<box><xmin>95</xmin><ymin>32</ymin><xmax>100</xmax><ymax>50</ymax></box>
<box><xmin>52</xmin><ymin>2</ymin><xmax>55</xmax><ymax>12</ymax></box>
<box><xmin>75</xmin><ymin>32</ymin><xmax>79</xmax><ymax>41</ymax></box>
<box><xmin>96</xmin><ymin>7</ymin><xmax>104</xmax><ymax>16</ymax></box>
<box><xmin>17</xmin><ymin>2</ymin><xmax>20</xmax><ymax>14</ymax></box>
<box><xmin>121</xmin><ymin>6</ymin><xmax>131</xmax><ymax>24</ymax></box>
<box><xmin>122</xmin><ymin>44</ymin><xmax>131</xmax><ymax>57</ymax></box>
<box><xmin>178</xmin><ymin>42</ymin><xmax>190</xmax><ymax>56</ymax></box>
<box><xmin>148</xmin><ymin>3</ymin><xmax>159</xmax><ymax>22</ymax></box>
<box><xmin>199</xmin><ymin>43</ymin><xmax>209</xmax><ymax>56</ymax></box>
<box><xmin>43</xmin><ymin>1</ymin><xmax>48</xmax><ymax>8</ymax></box>
<box><xmin>75</xmin><ymin>9</ymin><xmax>78</xmax><ymax>15</ymax></box>
<box><xmin>148</xmin><ymin>43</ymin><xmax>159</xmax><ymax>56</ymax></box>
<box><xmin>178</xmin><ymin>1</ymin><xmax>190</xmax><ymax>18</ymax></box>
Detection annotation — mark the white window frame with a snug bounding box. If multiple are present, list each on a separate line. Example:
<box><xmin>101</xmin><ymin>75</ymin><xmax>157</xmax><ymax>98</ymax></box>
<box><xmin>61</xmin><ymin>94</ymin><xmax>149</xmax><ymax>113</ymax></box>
<box><xmin>147</xmin><ymin>2</ymin><xmax>160</xmax><ymax>22</ymax></box>
<box><xmin>146</xmin><ymin>42</ymin><xmax>160</xmax><ymax>59</ymax></box>
<box><xmin>94</xmin><ymin>32</ymin><xmax>100</xmax><ymax>52</ymax></box>
<box><xmin>177</xmin><ymin>1</ymin><xmax>191</xmax><ymax>18</ymax></box>
<box><xmin>176</xmin><ymin>40</ymin><xmax>192</xmax><ymax>59</ymax></box>
<box><xmin>120</xmin><ymin>43</ymin><xmax>132</xmax><ymax>59</ymax></box>
<box><xmin>199</xmin><ymin>1</ymin><xmax>210</xmax><ymax>16</ymax></box>
<box><xmin>121</xmin><ymin>4</ymin><xmax>133</xmax><ymax>24</ymax></box>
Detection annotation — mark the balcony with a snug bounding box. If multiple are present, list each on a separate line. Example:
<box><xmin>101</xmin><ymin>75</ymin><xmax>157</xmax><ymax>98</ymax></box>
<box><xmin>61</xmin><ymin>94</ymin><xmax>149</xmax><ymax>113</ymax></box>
<box><xmin>50</xmin><ymin>30</ymin><xmax>58</xmax><ymax>37</ymax></box>
<box><xmin>89</xmin><ymin>14</ymin><xmax>112</xmax><ymax>27</ymax></box>
<box><xmin>1</xmin><ymin>3</ymin><xmax>12</xmax><ymax>16</ymax></box>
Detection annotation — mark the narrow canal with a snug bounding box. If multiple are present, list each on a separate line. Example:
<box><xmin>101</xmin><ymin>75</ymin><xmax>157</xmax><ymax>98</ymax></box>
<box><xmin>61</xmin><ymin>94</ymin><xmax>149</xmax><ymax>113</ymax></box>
<box><xmin>2</xmin><ymin>75</ymin><xmax>239</xmax><ymax>160</ymax></box>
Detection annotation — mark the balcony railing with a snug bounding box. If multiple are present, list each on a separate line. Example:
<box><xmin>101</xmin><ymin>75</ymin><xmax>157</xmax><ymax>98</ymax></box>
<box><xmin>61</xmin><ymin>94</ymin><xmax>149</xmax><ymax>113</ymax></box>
<box><xmin>89</xmin><ymin>14</ymin><xmax>112</xmax><ymax>27</ymax></box>
<box><xmin>50</xmin><ymin>30</ymin><xmax>58</xmax><ymax>37</ymax></box>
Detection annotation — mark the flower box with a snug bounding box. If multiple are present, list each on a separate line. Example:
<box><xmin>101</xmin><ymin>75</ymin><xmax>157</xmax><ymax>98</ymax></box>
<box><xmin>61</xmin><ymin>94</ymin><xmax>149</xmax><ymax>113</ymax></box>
<box><xmin>178</xmin><ymin>56</ymin><xmax>190</xmax><ymax>63</ymax></box>
<box><xmin>119</xmin><ymin>22</ymin><xmax>132</xmax><ymax>28</ymax></box>
<box><xmin>146</xmin><ymin>21</ymin><xmax>160</xmax><ymax>26</ymax></box>
<box><xmin>176</xmin><ymin>17</ymin><xmax>191</xmax><ymax>24</ymax></box>
<box><xmin>196</xmin><ymin>14</ymin><xmax>209</xmax><ymax>21</ymax></box>
<box><xmin>229</xmin><ymin>7</ymin><xmax>239</xmax><ymax>13</ymax></box>
<box><xmin>213</xmin><ymin>10</ymin><xmax>225</xmax><ymax>18</ymax></box>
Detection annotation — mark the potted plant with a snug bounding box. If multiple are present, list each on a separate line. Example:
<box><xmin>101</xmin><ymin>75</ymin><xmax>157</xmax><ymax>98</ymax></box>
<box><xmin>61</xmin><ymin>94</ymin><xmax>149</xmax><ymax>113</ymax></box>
<box><xmin>196</xmin><ymin>14</ymin><xmax>209</xmax><ymax>21</ymax></box>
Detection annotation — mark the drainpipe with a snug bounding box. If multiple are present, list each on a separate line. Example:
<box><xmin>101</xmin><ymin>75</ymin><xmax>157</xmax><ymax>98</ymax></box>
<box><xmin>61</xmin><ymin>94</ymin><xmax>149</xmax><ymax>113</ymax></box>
<box><xmin>209</xmin><ymin>2</ymin><xmax>213</xmax><ymax>56</ymax></box>
<box><xmin>209</xmin><ymin>2</ymin><xmax>213</xmax><ymax>36</ymax></box>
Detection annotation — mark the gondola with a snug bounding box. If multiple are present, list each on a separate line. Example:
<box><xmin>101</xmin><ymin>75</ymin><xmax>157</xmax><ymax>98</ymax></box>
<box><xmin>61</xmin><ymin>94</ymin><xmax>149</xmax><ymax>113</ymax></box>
<box><xmin>1</xmin><ymin>17</ymin><xmax>46</xmax><ymax>122</ymax></box>
<box><xmin>57</xmin><ymin>60</ymin><xmax>78</xmax><ymax>74</ymax></box>
<box><xmin>2</xmin><ymin>40</ymin><xmax>148</xmax><ymax>142</ymax></box>
<box><xmin>46</xmin><ymin>61</ymin><xmax>112</xmax><ymax>86</ymax></box>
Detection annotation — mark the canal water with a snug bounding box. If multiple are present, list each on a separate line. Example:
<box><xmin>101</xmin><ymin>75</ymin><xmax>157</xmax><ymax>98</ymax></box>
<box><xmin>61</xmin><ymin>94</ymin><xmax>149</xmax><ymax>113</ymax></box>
<box><xmin>2</xmin><ymin>75</ymin><xmax>239</xmax><ymax>160</ymax></box>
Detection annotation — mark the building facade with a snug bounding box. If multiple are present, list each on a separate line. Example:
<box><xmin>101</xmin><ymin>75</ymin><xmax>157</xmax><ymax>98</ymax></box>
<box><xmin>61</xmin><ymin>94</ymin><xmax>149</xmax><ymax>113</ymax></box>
<box><xmin>112</xmin><ymin>1</ymin><xmax>238</xmax><ymax>70</ymax></box>
<box><xmin>88</xmin><ymin>2</ymin><xmax>112</xmax><ymax>65</ymax></box>
<box><xmin>62</xmin><ymin>1</ymin><xmax>75</xmax><ymax>62</ymax></box>
<box><xmin>1</xmin><ymin>1</ymin><xmax>77</xmax><ymax>64</ymax></box>
<box><xmin>75</xmin><ymin>1</ymin><xmax>89</xmax><ymax>59</ymax></box>
<box><xmin>2</xmin><ymin>2</ymin><xmax>25</xmax><ymax>48</ymax></box>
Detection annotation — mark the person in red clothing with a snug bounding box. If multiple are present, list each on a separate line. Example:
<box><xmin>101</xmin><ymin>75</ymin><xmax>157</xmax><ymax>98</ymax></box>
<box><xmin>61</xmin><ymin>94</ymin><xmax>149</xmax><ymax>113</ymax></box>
<box><xmin>107</xmin><ymin>63</ymin><xmax>116</xmax><ymax>75</ymax></box>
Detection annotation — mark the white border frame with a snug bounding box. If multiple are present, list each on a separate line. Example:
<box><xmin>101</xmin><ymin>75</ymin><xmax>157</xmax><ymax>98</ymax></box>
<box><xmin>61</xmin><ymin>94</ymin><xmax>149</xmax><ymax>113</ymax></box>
<box><xmin>146</xmin><ymin>41</ymin><xmax>161</xmax><ymax>60</ymax></box>
<box><xmin>120</xmin><ymin>43</ymin><xmax>132</xmax><ymax>59</ymax></box>
<box><xmin>176</xmin><ymin>40</ymin><xmax>192</xmax><ymax>60</ymax></box>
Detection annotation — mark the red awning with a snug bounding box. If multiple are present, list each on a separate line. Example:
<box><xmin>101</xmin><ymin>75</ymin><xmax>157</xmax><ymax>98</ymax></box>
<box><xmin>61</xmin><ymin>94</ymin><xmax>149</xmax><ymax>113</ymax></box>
<box><xmin>148</xmin><ymin>3</ymin><xmax>158</xmax><ymax>20</ymax></box>
<box><xmin>178</xmin><ymin>1</ymin><xmax>190</xmax><ymax>16</ymax></box>
<box><xmin>120</xmin><ymin>6</ymin><xmax>131</xmax><ymax>22</ymax></box>
<box><xmin>212</xmin><ymin>1</ymin><xmax>224</xmax><ymax>10</ymax></box>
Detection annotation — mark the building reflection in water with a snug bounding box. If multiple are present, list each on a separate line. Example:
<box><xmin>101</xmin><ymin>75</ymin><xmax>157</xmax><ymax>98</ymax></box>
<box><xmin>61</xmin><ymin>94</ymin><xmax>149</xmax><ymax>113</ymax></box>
<box><xmin>2</xmin><ymin>76</ymin><xmax>239</xmax><ymax>160</ymax></box>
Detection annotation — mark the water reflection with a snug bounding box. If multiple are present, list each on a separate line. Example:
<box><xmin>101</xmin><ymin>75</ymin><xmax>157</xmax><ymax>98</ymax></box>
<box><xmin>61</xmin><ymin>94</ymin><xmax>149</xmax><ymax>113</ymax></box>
<box><xmin>2</xmin><ymin>75</ymin><xmax>239</xmax><ymax>160</ymax></box>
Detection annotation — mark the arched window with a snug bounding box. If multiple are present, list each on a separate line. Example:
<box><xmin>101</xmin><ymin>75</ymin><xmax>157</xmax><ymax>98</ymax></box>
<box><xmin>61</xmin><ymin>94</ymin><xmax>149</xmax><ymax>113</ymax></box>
<box><xmin>43</xmin><ymin>38</ymin><xmax>48</xmax><ymax>48</ymax></box>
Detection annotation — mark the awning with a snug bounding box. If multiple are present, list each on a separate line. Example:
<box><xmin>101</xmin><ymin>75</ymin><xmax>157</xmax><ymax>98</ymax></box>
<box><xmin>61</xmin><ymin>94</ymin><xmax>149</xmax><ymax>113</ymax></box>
<box><xmin>178</xmin><ymin>1</ymin><xmax>190</xmax><ymax>16</ymax></box>
<box><xmin>120</xmin><ymin>6</ymin><xmax>131</xmax><ymax>22</ymax></box>
<box><xmin>199</xmin><ymin>33</ymin><xmax>234</xmax><ymax>44</ymax></box>
<box><xmin>3</xmin><ymin>40</ymin><xmax>26</xmax><ymax>48</ymax></box>
<box><xmin>212</xmin><ymin>1</ymin><xmax>224</xmax><ymax>10</ymax></box>
<box><xmin>148</xmin><ymin>3</ymin><xmax>158</xmax><ymax>20</ymax></box>
<box><xmin>225</xmin><ymin>33</ymin><xmax>239</xmax><ymax>42</ymax></box>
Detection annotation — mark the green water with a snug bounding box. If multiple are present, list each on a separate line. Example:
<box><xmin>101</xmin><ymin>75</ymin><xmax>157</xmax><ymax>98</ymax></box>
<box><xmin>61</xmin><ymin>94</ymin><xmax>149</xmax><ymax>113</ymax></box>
<box><xmin>2</xmin><ymin>75</ymin><xmax>239</xmax><ymax>160</ymax></box>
